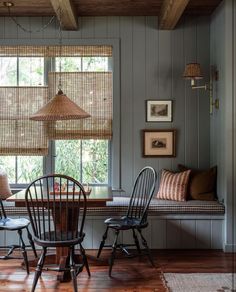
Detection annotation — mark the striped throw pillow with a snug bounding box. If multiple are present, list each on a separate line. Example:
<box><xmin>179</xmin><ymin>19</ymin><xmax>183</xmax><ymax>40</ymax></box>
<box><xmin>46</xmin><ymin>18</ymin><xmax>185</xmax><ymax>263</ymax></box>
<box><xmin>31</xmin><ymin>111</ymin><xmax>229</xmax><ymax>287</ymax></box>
<box><xmin>157</xmin><ymin>169</ymin><xmax>191</xmax><ymax>201</ymax></box>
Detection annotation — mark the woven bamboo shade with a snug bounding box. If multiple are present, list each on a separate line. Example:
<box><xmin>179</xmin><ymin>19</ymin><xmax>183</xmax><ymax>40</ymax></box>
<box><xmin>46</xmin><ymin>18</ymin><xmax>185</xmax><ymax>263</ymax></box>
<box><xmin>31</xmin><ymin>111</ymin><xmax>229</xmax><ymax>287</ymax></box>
<box><xmin>183</xmin><ymin>63</ymin><xmax>203</xmax><ymax>79</ymax></box>
<box><xmin>46</xmin><ymin>46</ymin><xmax>112</xmax><ymax>57</ymax></box>
<box><xmin>0</xmin><ymin>87</ymin><xmax>48</xmax><ymax>155</ymax></box>
<box><xmin>47</xmin><ymin>72</ymin><xmax>112</xmax><ymax>139</ymax></box>
<box><xmin>0</xmin><ymin>45</ymin><xmax>113</xmax><ymax>155</ymax></box>
<box><xmin>0</xmin><ymin>45</ymin><xmax>112</xmax><ymax>57</ymax></box>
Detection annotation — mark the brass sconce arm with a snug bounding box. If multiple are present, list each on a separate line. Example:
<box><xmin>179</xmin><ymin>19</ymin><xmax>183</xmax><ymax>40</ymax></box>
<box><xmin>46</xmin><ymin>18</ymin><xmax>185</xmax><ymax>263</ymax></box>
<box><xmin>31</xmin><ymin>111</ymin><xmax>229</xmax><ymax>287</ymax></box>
<box><xmin>192</xmin><ymin>84</ymin><xmax>208</xmax><ymax>90</ymax></box>
<box><xmin>191</xmin><ymin>81</ymin><xmax>219</xmax><ymax>114</ymax></box>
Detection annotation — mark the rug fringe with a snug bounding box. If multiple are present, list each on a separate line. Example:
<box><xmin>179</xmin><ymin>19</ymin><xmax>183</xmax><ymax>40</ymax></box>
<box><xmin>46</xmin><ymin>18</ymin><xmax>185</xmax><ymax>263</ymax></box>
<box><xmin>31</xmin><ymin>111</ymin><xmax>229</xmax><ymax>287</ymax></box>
<box><xmin>160</xmin><ymin>270</ymin><xmax>171</xmax><ymax>292</ymax></box>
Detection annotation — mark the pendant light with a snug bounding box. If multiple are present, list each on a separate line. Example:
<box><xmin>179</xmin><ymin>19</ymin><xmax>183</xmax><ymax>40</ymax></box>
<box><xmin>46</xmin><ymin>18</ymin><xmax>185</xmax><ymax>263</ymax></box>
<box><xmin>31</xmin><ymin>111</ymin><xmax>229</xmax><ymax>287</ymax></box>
<box><xmin>30</xmin><ymin>89</ymin><xmax>91</xmax><ymax>121</ymax></box>
<box><xmin>30</xmin><ymin>7</ymin><xmax>90</xmax><ymax>121</ymax></box>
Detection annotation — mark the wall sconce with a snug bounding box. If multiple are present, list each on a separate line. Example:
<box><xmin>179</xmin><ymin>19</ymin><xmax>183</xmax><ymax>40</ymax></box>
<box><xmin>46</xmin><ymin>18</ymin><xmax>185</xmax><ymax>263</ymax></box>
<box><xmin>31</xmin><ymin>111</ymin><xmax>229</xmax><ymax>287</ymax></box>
<box><xmin>183</xmin><ymin>63</ymin><xmax>219</xmax><ymax>114</ymax></box>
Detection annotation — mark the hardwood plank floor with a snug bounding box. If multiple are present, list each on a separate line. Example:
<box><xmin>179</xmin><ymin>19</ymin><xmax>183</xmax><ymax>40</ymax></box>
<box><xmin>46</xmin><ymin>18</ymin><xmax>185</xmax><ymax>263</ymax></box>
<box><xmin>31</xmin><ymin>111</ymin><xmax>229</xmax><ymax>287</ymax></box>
<box><xmin>0</xmin><ymin>249</ymin><xmax>234</xmax><ymax>292</ymax></box>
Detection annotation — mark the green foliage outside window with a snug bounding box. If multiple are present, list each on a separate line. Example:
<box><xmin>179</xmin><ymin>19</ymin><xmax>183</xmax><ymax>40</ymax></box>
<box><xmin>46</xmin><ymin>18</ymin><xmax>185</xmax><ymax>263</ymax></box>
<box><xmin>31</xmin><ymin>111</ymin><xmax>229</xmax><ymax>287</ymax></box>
<box><xmin>0</xmin><ymin>139</ymin><xmax>108</xmax><ymax>185</ymax></box>
<box><xmin>82</xmin><ymin>140</ymin><xmax>108</xmax><ymax>184</ymax></box>
<box><xmin>0</xmin><ymin>57</ymin><xmax>17</xmax><ymax>86</ymax></box>
<box><xmin>55</xmin><ymin>140</ymin><xmax>108</xmax><ymax>184</ymax></box>
<box><xmin>0</xmin><ymin>156</ymin><xmax>43</xmax><ymax>184</ymax></box>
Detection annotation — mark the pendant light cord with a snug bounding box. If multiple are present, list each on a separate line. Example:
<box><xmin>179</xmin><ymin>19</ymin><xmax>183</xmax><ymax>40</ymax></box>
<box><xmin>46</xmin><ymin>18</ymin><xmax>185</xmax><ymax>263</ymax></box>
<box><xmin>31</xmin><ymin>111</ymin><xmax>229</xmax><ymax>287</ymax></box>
<box><xmin>4</xmin><ymin>2</ymin><xmax>64</xmax><ymax>94</ymax></box>
<box><xmin>5</xmin><ymin>2</ymin><xmax>56</xmax><ymax>34</ymax></box>
<box><xmin>58</xmin><ymin>6</ymin><xmax>63</xmax><ymax>93</ymax></box>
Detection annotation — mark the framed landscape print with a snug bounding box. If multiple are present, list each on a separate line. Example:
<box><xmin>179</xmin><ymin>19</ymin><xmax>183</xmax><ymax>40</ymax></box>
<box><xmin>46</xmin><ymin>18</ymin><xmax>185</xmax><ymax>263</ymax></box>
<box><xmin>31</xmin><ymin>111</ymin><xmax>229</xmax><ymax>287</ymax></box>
<box><xmin>146</xmin><ymin>100</ymin><xmax>172</xmax><ymax>122</ymax></box>
<box><xmin>142</xmin><ymin>129</ymin><xmax>176</xmax><ymax>157</ymax></box>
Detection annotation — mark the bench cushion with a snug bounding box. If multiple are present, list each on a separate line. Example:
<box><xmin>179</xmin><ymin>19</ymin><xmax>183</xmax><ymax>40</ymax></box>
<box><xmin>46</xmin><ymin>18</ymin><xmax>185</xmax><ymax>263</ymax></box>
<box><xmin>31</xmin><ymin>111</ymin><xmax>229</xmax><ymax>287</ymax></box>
<box><xmin>104</xmin><ymin>197</ymin><xmax>225</xmax><ymax>215</ymax></box>
<box><xmin>2</xmin><ymin>197</ymin><xmax>225</xmax><ymax>216</ymax></box>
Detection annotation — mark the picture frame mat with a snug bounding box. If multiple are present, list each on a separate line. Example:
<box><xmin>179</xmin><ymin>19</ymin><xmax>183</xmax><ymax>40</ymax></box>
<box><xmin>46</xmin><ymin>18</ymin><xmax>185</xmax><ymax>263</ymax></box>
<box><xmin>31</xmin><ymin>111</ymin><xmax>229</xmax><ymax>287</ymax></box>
<box><xmin>146</xmin><ymin>100</ymin><xmax>172</xmax><ymax>122</ymax></box>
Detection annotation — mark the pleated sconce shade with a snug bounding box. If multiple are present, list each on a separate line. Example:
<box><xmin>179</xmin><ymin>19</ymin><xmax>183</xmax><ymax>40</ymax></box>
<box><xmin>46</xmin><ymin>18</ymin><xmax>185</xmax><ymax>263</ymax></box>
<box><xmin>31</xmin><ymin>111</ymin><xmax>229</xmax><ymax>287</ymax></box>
<box><xmin>183</xmin><ymin>63</ymin><xmax>204</xmax><ymax>86</ymax></box>
<box><xmin>30</xmin><ymin>90</ymin><xmax>91</xmax><ymax>121</ymax></box>
<box><xmin>183</xmin><ymin>63</ymin><xmax>203</xmax><ymax>79</ymax></box>
<box><xmin>0</xmin><ymin>170</ymin><xmax>12</xmax><ymax>200</ymax></box>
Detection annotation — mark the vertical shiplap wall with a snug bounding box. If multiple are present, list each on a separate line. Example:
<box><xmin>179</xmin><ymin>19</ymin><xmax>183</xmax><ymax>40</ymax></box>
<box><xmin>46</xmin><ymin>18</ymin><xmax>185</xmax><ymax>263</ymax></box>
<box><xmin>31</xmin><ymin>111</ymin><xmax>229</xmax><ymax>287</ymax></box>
<box><xmin>210</xmin><ymin>0</ymin><xmax>236</xmax><ymax>251</ymax></box>
<box><xmin>0</xmin><ymin>16</ymin><xmax>210</xmax><ymax>193</ymax></box>
<box><xmin>210</xmin><ymin>2</ymin><xmax>226</xmax><ymax>202</ymax></box>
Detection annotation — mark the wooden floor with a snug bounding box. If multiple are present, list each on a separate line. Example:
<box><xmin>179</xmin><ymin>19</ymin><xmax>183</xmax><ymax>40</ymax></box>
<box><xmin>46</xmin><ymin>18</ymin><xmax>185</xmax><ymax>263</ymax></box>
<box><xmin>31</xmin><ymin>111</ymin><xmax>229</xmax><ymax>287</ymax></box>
<box><xmin>0</xmin><ymin>249</ymin><xmax>234</xmax><ymax>292</ymax></box>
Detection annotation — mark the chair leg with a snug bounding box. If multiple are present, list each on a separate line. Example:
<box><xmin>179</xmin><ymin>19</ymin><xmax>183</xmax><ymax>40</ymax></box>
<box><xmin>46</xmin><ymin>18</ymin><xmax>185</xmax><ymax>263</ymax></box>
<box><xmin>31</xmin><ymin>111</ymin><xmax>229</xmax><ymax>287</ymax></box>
<box><xmin>109</xmin><ymin>229</ymin><xmax>119</xmax><ymax>277</ymax></box>
<box><xmin>69</xmin><ymin>246</ymin><xmax>78</xmax><ymax>292</ymax></box>
<box><xmin>137</xmin><ymin>229</ymin><xmax>155</xmax><ymax>267</ymax></box>
<box><xmin>80</xmin><ymin>243</ymin><xmax>90</xmax><ymax>277</ymax></box>
<box><xmin>18</xmin><ymin>229</ymin><xmax>29</xmax><ymax>274</ymax></box>
<box><xmin>132</xmin><ymin>228</ymin><xmax>141</xmax><ymax>254</ymax></box>
<box><xmin>97</xmin><ymin>226</ymin><xmax>109</xmax><ymax>258</ymax></box>
<box><xmin>26</xmin><ymin>227</ymin><xmax>37</xmax><ymax>258</ymax></box>
<box><xmin>6</xmin><ymin>245</ymin><xmax>15</xmax><ymax>257</ymax></box>
<box><xmin>31</xmin><ymin>247</ymin><xmax>47</xmax><ymax>292</ymax></box>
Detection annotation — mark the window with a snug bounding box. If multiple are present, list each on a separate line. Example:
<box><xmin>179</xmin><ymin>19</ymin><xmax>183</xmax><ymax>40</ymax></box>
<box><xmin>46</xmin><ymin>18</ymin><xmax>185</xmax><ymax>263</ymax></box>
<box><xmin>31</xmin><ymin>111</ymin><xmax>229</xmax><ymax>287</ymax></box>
<box><xmin>0</xmin><ymin>56</ymin><xmax>44</xmax><ymax>86</ymax></box>
<box><xmin>55</xmin><ymin>140</ymin><xmax>109</xmax><ymax>184</ymax></box>
<box><xmin>0</xmin><ymin>156</ymin><xmax>43</xmax><ymax>185</ymax></box>
<box><xmin>0</xmin><ymin>57</ymin><xmax>17</xmax><ymax>86</ymax></box>
<box><xmin>0</xmin><ymin>56</ymin><xmax>45</xmax><ymax>186</ymax></box>
<box><xmin>55</xmin><ymin>56</ymin><xmax>110</xmax><ymax>72</ymax></box>
<box><xmin>0</xmin><ymin>46</ymin><xmax>112</xmax><ymax>187</ymax></box>
<box><xmin>53</xmin><ymin>55</ymin><xmax>111</xmax><ymax>185</ymax></box>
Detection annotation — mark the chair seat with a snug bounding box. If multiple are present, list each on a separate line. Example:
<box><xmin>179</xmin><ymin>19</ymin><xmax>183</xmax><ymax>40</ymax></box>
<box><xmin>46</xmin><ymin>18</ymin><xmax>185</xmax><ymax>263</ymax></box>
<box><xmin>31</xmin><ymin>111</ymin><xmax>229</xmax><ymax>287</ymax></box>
<box><xmin>105</xmin><ymin>216</ymin><xmax>147</xmax><ymax>230</ymax></box>
<box><xmin>34</xmin><ymin>231</ymin><xmax>85</xmax><ymax>247</ymax></box>
<box><xmin>0</xmin><ymin>217</ymin><xmax>30</xmax><ymax>230</ymax></box>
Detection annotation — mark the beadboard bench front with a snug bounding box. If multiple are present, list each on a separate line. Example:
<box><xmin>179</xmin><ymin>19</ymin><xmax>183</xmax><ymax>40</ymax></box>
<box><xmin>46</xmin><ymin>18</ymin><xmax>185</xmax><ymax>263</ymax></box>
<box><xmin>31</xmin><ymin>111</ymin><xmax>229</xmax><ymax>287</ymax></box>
<box><xmin>1</xmin><ymin>197</ymin><xmax>225</xmax><ymax>250</ymax></box>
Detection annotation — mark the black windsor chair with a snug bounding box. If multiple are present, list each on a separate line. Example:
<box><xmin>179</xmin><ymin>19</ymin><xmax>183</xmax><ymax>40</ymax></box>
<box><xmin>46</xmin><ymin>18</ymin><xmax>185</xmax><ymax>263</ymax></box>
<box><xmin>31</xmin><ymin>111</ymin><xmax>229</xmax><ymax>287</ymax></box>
<box><xmin>0</xmin><ymin>198</ymin><xmax>37</xmax><ymax>274</ymax></box>
<box><xmin>25</xmin><ymin>174</ymin><xmax>90</xmax><ymax>292</ymax></box>
<box><xmin>97</xmin><ymin>166</ymin><xmax>157</xmax><ymax>276</ymax></box>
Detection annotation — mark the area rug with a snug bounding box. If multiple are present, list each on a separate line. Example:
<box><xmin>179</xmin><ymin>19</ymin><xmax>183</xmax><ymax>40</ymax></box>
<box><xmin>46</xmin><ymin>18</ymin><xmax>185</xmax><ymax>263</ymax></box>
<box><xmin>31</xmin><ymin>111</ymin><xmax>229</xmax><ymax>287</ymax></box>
<box><xmin>163</xmin><ymin>273</ymin><xmax>236</xmax><ymax>292</ymax></box>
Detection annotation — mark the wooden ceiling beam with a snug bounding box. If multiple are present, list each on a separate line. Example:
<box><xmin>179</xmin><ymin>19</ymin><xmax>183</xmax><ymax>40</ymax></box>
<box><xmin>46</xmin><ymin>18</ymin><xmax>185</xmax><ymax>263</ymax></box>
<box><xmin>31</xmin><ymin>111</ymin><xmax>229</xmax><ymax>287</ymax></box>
<box><xmin>50</xmin><ymin>0</ymin><xmax>78</xmax><ymax>30</ymax></box>
<box><xmin>159</xmin><ymin>0</ymin><xmax>190</xmax><ymax>30</ymax></box>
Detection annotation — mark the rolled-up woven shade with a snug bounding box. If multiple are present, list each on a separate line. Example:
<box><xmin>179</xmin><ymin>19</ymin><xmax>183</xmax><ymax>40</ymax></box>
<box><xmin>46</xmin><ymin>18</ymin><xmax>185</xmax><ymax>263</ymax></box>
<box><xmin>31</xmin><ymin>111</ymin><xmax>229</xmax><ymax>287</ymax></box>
<box><xmin>46</xmin><ymin>45</ymin><xmax>112</xmax><ymax>57</ymax></box>
<box><xmin>0</xmin><ymin>45</ymin><xmax>112</xmax><ymax>57</ymax></box>
<box><xmin>47</xmin><ymin>72</ymin><xmax>112</xmax><ymax>139</ymax></box>
<box><xmin>0</xmin><ymin>87</ymin><xmax>48</xmax><ymax>155</ymax></box>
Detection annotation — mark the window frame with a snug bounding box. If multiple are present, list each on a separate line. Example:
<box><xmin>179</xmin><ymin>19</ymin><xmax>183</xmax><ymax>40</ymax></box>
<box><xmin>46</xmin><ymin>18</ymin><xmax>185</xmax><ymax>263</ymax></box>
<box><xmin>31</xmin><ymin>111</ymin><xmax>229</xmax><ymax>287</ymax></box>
<box><xmin>48</xmin><ymin>54</ymin><xmax>112</xmax><ymax>186</ymax></box>
<box><xmin>0</xmin><ymin>39</ymin><xmax>120</xmax><ymax>190</ymax></box>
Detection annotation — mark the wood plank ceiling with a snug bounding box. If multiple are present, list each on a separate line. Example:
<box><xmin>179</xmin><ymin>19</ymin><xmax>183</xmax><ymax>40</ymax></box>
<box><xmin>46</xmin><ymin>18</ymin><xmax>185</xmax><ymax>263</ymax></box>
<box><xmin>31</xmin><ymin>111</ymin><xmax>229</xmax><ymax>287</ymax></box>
<box><xmin>0</xmin><ymin>0</ymin><xmax>222</xmax><ymax>30</ymax></box>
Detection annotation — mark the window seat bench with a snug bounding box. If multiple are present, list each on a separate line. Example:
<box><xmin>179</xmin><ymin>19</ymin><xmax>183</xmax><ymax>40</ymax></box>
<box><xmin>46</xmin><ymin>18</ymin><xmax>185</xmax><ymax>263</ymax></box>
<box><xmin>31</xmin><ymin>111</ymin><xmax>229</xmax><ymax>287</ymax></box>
<box><xmin>1</xmin><ymin>198</ymin><xmax>225</xmax><ymax>250</ymax></box>
<box><xmin>3</xmin><ymin>197</ymin><xmax>225</xmax><ymax>216</ymax></box>
<box><xmin>93</xmin><ymin>197</ymin><xmax>225</xmax><ymax>215</ymax></box>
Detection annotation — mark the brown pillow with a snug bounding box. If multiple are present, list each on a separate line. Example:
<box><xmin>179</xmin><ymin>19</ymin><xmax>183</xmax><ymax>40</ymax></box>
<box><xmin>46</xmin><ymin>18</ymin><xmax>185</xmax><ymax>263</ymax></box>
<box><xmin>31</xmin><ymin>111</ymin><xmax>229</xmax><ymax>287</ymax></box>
<box><xmin>178</xmin><ymin>164</ymin><xmax>217</xmax><ymax>201</ymax></box>
<box><xmin>157</xmin><ymin>169</ymin><xmax>191</xmax><ymax>202</ymax></box>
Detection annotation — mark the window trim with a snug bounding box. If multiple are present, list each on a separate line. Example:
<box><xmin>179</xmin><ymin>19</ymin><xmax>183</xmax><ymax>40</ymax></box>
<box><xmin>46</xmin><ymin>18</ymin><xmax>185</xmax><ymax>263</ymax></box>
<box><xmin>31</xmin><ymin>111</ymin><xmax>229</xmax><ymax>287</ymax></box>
<box><xmin>0</xmin><ymin>39</ymin><xmax>121</xmax><ymax>190</ymax></box>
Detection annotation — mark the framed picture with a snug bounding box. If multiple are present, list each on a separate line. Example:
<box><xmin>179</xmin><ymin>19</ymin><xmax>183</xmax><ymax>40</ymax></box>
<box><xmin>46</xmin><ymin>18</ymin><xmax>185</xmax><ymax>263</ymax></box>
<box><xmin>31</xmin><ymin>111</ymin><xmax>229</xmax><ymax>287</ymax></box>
<box><xmin>142</xmin><ymin>129</ymin><xmax>176</xmax><ymax>157</ymax></box>
<box><xmin>146</xmin><ymin>100</ymin><xmax>172</xmax><ymax>122</ymax></box>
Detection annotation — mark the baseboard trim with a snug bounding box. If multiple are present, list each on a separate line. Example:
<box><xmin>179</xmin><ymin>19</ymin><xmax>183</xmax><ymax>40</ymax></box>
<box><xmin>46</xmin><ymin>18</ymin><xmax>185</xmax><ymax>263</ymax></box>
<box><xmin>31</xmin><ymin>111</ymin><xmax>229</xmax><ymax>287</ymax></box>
<box><xmin>224</xmin><ymin>243</ymin><xmax>236</xmax><ymax>252</ymax></box>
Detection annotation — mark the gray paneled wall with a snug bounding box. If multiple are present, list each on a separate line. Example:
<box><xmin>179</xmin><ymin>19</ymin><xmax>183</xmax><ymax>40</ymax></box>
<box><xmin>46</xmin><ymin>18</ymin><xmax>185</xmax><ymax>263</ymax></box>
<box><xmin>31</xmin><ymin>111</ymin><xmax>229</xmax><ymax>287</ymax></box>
<box><xmin>0</xmin><ymin>16</ymin><xmax>210</xmax><ymax>194</ymax></box>
<box><xmin>210</xmin><ymin>2</ymin><xmax>226</xmax><ymax>202</ymax></box>
<box><xmin>210</xmin><ymin>0</ymin><xmax>236</xmax><ymax>252</ymax></box>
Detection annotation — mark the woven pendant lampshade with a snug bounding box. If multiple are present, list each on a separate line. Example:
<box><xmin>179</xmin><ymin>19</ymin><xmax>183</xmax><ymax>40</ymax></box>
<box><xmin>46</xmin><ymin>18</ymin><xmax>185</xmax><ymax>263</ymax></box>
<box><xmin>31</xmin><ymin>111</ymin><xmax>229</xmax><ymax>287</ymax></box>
<box><xmin>29</xmin><ymin>4</ymin><xmax>91</xmax><ymax>121</ymax></box>
<box><xmin>30</xmin><ymin>90</ymin><xmax>91</xmax><ymax>121</ymax></box>
<box><xmin>183</xmin><ymin>63</ymin><xmax>203</xmax><ymax>86</ymax></box>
